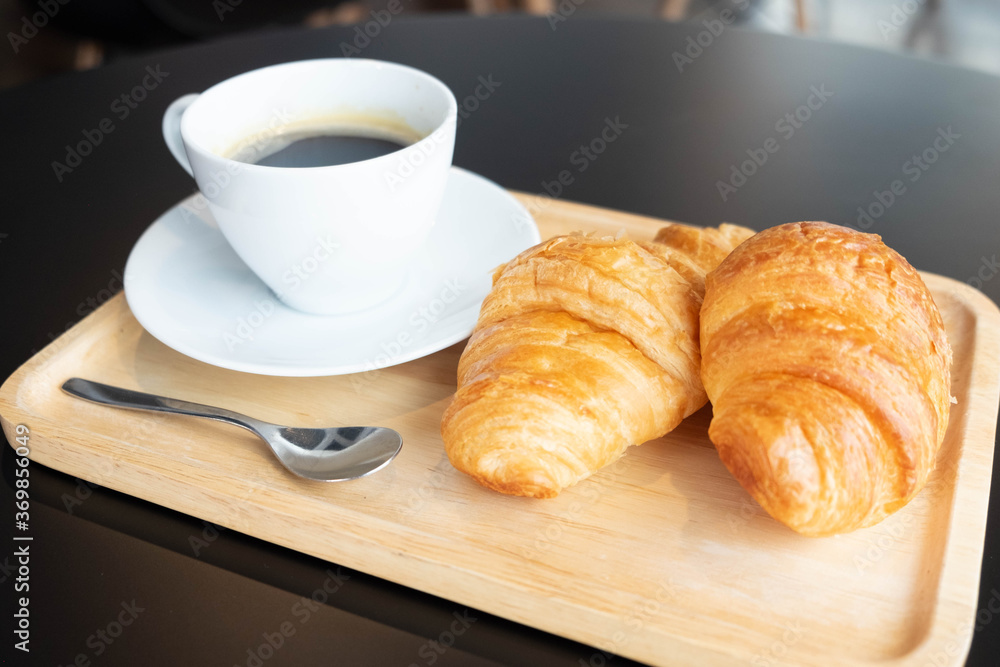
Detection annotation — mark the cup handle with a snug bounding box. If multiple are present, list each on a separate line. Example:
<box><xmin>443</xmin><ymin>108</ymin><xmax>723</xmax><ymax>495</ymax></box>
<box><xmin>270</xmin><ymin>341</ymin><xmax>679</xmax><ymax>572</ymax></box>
<box><xmin>162</xmin><ymin>93</ymin><xmax>199</xmax><ymax>176</ymax></box>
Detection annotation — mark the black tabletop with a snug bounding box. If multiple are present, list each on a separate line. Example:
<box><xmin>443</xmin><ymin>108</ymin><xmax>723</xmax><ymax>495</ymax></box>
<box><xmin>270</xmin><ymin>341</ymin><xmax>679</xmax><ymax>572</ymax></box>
<box><xmin>1</xmin><ymin>14</ymin><xmax>998</xmax><ymax>667</ymax></box>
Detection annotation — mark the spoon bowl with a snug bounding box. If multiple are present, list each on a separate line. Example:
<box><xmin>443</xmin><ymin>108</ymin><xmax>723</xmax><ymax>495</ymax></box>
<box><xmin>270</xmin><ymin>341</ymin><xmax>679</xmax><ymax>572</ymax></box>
<box><xmin>61</xmin><ymin>378</ymin><xmax>402</xmax><ymax>482</ymax></box>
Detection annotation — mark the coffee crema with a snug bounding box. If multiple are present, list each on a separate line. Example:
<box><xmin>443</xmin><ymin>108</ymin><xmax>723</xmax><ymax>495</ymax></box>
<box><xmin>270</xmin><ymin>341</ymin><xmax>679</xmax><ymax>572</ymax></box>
<box><xmin>223</xmin><ymin>115</ymin><xmax>425</xmax><ymax>168</ymax></box>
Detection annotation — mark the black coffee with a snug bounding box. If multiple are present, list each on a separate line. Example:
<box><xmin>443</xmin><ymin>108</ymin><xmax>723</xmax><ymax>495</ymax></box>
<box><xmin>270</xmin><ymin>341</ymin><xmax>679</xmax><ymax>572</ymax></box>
<box><xmin>226</xmin><ymin>121</ymin><xmax>420</xmax><ymax>168</ymax></box>
<box><xmin>252</xmin><ymin>133</ymin><xmax>408</xmax><ymax>168</ymax></box>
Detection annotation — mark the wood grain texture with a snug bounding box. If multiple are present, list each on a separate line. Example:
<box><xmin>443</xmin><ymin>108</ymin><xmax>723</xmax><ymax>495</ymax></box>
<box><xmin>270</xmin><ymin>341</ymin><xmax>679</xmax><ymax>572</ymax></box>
<box><xmin>2</xmin><ymin>194</ymin><xmax>998</xmax><ymax>666</ymax></box>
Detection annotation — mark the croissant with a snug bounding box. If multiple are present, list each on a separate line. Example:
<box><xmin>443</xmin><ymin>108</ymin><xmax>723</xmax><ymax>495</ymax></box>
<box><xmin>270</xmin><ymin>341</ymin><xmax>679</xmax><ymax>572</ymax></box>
<box><xmin>700</xmin><ymin>221</ymin><xmax>953</xmax><ymax>536</ymax></box>
<box><xmin>441</xmin><ymin>223</ymin><xmax>755</xmax><ymax>497</ymax></box>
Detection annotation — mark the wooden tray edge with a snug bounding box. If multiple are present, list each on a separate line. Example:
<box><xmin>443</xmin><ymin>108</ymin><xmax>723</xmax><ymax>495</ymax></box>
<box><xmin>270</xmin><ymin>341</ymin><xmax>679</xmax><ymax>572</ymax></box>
<box><xmin>3</xmin><ymin>223</ymin><xmax>1000</xmax><ymax>667</ymax></box>
<box><xmin>0</xmin><ymin>301</ymin><xmax>118</xmax><ymax>442</ymax></box>
<box><xmin>896</xmin><ymin>274</ymin><xmax>1000</xmax><ymax>667</ymax></box>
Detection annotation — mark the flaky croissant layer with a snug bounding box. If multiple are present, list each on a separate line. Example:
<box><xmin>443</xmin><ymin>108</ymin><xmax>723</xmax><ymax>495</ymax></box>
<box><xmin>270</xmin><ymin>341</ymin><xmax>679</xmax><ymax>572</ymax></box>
<box><xmin>442</xmin><ymin>224</ymin><xmax>755</xmax><ymax>498</ymax></box>
<box><xmin>700</xmin><ymin>221</ymin><xmax>953</xmax><ymax>536</ymax></box>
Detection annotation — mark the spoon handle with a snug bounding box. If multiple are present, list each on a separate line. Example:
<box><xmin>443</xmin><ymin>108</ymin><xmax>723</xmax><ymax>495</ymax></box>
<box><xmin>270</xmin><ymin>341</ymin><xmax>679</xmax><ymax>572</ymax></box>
<box><xmin>61</xmin><ymin>378</ymin><xmax>262</xmax><ymax>433</ymax></box>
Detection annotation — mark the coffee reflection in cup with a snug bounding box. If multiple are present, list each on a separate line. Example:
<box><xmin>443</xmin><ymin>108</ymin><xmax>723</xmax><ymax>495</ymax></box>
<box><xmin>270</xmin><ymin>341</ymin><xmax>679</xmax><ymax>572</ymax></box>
<box><xmin>224</xmin><ymin>116</ymin><xmax>426</xmax><ymax>169</ymax></box>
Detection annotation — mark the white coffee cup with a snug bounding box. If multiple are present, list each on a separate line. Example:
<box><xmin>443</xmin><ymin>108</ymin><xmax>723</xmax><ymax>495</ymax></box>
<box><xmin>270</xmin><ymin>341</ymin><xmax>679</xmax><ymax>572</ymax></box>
<box><xmin>162</xmin><ymin>59</ymin><xmax>457</xmax><ymax>315</ymax></box>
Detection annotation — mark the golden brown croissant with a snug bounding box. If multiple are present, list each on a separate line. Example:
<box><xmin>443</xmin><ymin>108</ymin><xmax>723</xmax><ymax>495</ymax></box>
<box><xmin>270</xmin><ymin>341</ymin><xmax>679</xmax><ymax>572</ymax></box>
<box><xmin>441</xmin><ymin>223</ymin><xmax>755</xmax><ymax>497</ymax></box>
<box><xmin>700</xmin><ymin>221</ymin><xmax>953</xmax><ymax>536</ymax></box>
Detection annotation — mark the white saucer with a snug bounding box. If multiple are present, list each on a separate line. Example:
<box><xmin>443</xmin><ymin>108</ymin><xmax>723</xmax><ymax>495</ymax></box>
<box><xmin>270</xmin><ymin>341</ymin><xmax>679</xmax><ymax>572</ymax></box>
<box><xmin>124</xmin><ymin>167</ymin><xmax>540</xmax><ymax>376</ymax></box>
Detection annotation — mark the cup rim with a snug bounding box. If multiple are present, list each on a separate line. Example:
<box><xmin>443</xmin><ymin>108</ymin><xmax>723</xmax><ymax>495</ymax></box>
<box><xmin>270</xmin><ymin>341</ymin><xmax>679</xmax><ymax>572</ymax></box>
<box><xmin>178</xmin><ymin>58</ymin><xmax>458</xmax><ymax>172</ymax></box>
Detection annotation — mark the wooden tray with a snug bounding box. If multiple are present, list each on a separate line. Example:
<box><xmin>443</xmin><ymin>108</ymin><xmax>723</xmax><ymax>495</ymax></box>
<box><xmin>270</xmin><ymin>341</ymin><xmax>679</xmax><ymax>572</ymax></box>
<box><xmin>3</xmin><ymin>194</ymin><xmax>999</xmax><ymax>667</ymax></box>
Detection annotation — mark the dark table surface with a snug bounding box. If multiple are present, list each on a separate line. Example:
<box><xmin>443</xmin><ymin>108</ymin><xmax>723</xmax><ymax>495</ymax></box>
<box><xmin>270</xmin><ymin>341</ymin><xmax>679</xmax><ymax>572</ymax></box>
<box><xmin>1</xmin><ymin>13</ymin><xmax>998</xmax><ymax>667</ymax></box>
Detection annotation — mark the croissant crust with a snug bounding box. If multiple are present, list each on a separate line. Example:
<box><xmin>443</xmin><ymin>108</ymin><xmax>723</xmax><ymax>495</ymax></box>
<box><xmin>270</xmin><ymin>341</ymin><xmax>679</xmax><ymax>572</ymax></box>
<box><xmin>442</xmin><ymin>223</ymin><xmax>755</xmax><ymax>497</ymax></box>
<box><xmin>700</xmin><ymin>221</ymin><xmax>953</xmax><ymax>536</ymax></box>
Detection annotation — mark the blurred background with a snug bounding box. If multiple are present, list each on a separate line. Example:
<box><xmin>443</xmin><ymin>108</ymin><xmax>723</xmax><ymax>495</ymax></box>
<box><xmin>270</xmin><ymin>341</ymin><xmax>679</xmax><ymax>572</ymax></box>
<box><xmin>2</xmin><ymin>0</ymin><xmax>1000</xmax><ymax>90</ymax></box>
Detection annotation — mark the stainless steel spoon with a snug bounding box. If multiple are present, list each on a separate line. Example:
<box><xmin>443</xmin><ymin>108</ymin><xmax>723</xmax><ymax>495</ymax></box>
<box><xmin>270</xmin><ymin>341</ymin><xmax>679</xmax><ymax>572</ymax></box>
<box><xmin>61</xmin><ymin>378</ymin><xmax>402</xmax><ymax>482</ymax></box>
